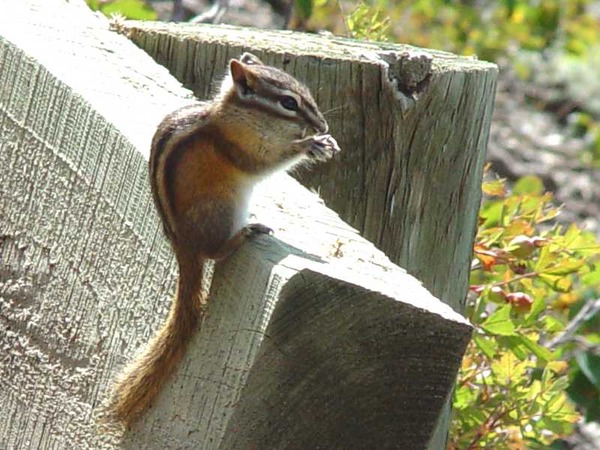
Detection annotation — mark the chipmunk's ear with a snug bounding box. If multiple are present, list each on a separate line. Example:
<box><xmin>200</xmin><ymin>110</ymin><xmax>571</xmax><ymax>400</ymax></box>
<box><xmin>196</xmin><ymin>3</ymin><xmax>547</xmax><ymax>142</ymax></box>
<box><xmin>230</xmin><ymin>59</ymin><xmax>258</xmax><ymax>97</ymax></box>
<box><xmin>239</xmin><ymin>52</ymin><xmax>264</xmax><ymax>66</ymax></box>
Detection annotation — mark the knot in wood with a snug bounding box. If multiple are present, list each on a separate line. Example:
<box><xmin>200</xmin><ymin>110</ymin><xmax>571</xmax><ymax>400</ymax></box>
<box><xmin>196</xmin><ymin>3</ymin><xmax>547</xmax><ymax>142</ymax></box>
<box><xmin>379</xmin><ymin>50</ymin><xmax>433</xmax><ymax>100</ymax></box>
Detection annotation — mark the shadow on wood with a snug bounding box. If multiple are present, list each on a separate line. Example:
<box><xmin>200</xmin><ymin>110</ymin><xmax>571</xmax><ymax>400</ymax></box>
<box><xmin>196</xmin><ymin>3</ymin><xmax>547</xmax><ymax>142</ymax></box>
<box><xmin>222</xmin><ymin>269</ymin><xmax>469</xmax><ymax>450</ymax></box>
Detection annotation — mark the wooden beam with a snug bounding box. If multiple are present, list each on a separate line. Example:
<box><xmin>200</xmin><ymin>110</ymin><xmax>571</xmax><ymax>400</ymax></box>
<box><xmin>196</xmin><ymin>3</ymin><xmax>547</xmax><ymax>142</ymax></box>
<box><xmin>0</xmin><ymin>1</ymin><xmax>472</xmax><ymax>449</ymax></box>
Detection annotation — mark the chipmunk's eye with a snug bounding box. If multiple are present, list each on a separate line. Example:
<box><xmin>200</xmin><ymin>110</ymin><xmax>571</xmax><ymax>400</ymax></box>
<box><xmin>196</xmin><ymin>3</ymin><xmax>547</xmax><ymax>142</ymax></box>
<box><xmin>280</xmin><ymin>96</ymin><xmax>299</xmax><ymax>111</ymax></box>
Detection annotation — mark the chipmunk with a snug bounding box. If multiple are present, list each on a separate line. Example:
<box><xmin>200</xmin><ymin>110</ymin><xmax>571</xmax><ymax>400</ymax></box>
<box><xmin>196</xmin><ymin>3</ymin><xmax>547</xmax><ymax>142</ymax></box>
<box><xmin>104</xmin><ymin>53</ymin><xmax>340</xmax><ymax>426</ymax></box>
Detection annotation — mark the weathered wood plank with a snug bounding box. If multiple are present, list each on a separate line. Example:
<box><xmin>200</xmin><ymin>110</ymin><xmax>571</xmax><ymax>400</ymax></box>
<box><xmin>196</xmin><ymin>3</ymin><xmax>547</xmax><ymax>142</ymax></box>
<box><xmin>1</xmin><ymin>1</ymin><xmax>472</xmax><ymax>449</ymax></box>
<box><xmin>220</xmin><ymin>267</ymin><xmax>468</xmax><ymax>450</ymax></box>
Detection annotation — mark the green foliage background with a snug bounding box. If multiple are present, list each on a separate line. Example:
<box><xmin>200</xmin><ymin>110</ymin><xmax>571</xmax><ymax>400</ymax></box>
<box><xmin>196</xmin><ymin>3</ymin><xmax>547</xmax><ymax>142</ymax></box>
<box><xmin>88</xmin><ymin>0</ymin><xmax>600</xmax><ymax>447</ymax></box>
<box><xmin>452</xmin><ymin>175</ymin><xmax>600</xmax><ymax>449</ymax></box>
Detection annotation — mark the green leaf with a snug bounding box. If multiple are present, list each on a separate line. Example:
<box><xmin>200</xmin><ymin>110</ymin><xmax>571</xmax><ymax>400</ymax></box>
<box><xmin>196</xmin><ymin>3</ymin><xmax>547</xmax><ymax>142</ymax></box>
<box><xmin>524</xmin><ymin>294</ymin><xmax>546</xmax><ymax>325</ymax></box>
<box><xmin>576</xmin><ymin>351</ymin><xmax>600</xmax><ymax>389</ymax></box>
<box><xmin>539</xmin><ymin>315</ymin><xmax>565</xmax><ymax>333</ymax></box>
<box><xmin>527</xmin><ymin>436</ymin><xmax>563</xmax><ymax>450</ymax></box>
<box><xmin>454</xmin><ymin>384</ymin><xmax>477</xmax><ymax>410</ymax></box>
<box><xmin>539</xmin><ymin>273</ymin><xmax>572</xmax><ymax>293</ymax></box>
<box><xmin>544</xmin><ymin>391</ymin><xmax>579</xmax><ymax>424</ymax></box>
<box><xmin>503</xmin><ymin>335</ymin><xmax>553</xmax><ymax>362</ymax></box>
<box><xmin>544</xmin><ymin>259</ymin><xmax>585</xmax><ymax>276</ymax></box>
<box><xmin>482</xmin><ymin>179</ymin><xmax>506</xmax><ymax>197</ymax></box>
<box><xmin>561</xmin><ymin>227</ymin><xmax>600</xmax><ymax>255</ymax></box>
<box><xmin>563</xmin><ymin>223</ymin><xmax>582</xmax><ymax>246</ymax></box>
<box><xmin>515</xmin><ymin>335</ymin><xmax>553</xmax><ymax>363</ymax></box>
<box><xmin>473</xmin><ymin>334</ymin><xmax>496</xmax><ymax>359</ymax></box>
<box><xmin>491</xmin><ymin>351</ymin><xmax>526</xmax><ymax>385</ymax></box>
<box><xmin>527</xmin><ymin>378</ymin><xmax>543</xmax><ymax>402</ymax></box>
<box><xmin>582</xmin><ymin>262</ymin><xmax>600</xmax><ymax>285</ymax></box>
<box><xmin>535</xmin><ymin>245</ymin><xmax>553</xmax><ymax>272</ymax></box>
<box><xmin>547</xmin><ymin>376</ymin><xmax>570</xmax><ymax>393</ymax></box>
<box><xmin>456</xmin><ymin>407</ymin><xmax>488</xmax><ymax>430</ymax></box>
<box><xmin>480</xmin><ymin>200</ymin><xmax>504</xmax><ymax>228</ymax></box>
<box><xmin>537</xmin><ymin>416</ymin><xmax>575</xmax><ymax>436</ymax></box>
<box><xmin>480</xmin><ymin>306</ymin><xmax>516</xmax><ymax>336</ymax></box>
<box><xmin>503</xmin><ymin>335</ymin><xmax>529</xmax><ymax>360</ymax></box>
<box><xmin>520</xmin><ymin>194</ymin><xmax>545</xmax><ymax>216</ymax></box>
<box><xmin>514</xmin><ymin>175</ymin><xmax>544</xmax><ymax>195</ymax></box>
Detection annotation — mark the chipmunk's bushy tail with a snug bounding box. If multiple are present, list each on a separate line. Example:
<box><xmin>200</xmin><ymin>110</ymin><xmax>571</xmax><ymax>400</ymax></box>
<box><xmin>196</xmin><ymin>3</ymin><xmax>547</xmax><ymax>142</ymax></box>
<box><xmin>103</xmin><ymin>258</ymin><xmax>205</xmax><ymax>427</ymax></box>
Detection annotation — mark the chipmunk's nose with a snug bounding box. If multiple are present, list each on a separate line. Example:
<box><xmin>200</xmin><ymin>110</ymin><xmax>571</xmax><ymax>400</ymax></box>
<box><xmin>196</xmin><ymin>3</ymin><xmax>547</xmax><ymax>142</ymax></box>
<box><xmin>306</xmin><ymin>109</ymin><xmax>328</xmax><ymax>134</ymax></box>
<box><xmin>313</xmin><ymin>118</ymin><xmax>328</xmax><ymax>134</ymax></box>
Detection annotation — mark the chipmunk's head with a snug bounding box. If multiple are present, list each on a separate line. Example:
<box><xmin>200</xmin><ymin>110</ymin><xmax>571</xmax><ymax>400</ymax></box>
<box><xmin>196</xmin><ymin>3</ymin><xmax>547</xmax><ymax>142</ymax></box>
<box><xmin>219</xmin><ymin>53</ymin><xmax>328</xmax><ymax>138</ymax></box>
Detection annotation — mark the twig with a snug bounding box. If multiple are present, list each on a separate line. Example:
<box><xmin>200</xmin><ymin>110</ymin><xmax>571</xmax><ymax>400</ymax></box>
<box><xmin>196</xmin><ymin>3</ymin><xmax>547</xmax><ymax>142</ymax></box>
<box><xmin>466</xmin><ymin>406</ymin><xmax>508</xmax><ymax>450</ymax></box>
<box><xmin>488</xmin><ymin>272</ymin><xmax>538</xmax><ymax>288</ymax></box>
<box><xmin>546</xmin><ymin>298</ymin><xmax>600</xmax><ymax>349</ymax></box>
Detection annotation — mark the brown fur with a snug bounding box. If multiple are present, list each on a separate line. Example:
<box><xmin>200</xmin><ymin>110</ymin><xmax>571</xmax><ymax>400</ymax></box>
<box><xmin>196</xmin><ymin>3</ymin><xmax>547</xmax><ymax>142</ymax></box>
<box><xmin>102</xmin><ymin>53</ymin><xmax>337</xmax><ymax>427</ymax></box>
<box><xmin>104</xmin><ymin>252</ymin><xmax>203</xmax><ymax>426</ymax></box>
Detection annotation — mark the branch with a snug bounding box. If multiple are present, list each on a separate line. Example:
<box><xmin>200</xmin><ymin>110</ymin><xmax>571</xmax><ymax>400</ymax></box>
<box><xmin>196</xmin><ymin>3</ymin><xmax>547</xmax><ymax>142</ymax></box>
<box><xmin>546</xmin><ymin>298</ymin><xmax>600</xmax><ymax>349</ymax></box>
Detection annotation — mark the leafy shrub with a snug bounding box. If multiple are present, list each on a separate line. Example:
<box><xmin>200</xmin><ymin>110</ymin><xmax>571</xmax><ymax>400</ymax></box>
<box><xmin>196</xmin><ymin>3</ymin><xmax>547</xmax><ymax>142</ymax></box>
<box><xmin>449</xmin><ymin>175</ymin><xmax>600</xmax><ymax>449</ymax></box>
<box><xmin>345</xmin><ymin>3</ymin><xmax>390</xmax><ymax>41</ymax></box>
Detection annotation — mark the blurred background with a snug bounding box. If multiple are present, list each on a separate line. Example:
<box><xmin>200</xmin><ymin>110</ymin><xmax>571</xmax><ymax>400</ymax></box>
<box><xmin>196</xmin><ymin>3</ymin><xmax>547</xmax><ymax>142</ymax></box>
<box><xmin>85</xmin><ymin>1</ymin><xmax>600</xmax><ymax>448</ymax></box>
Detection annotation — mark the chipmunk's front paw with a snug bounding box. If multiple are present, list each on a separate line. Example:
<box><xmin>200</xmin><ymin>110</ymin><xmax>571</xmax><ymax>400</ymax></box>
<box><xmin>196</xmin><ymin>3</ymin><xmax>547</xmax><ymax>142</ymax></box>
<box><xmin>293</xmin><ymin>134</ymin><xmax>341</xmax><ymax>162</ymax></box>
<box><xmin>307</xmin><ymin>134</ymin><xmax>341</xmax><ymax>161</ymax></box>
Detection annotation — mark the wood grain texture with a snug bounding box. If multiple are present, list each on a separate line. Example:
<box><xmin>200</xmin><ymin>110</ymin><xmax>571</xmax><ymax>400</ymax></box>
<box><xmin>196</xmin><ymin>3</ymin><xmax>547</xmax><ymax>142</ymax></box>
<box><xmin>1</xmin><ymin>2</ymin><xmax>473</xmax><ymax>449</ymax></box>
